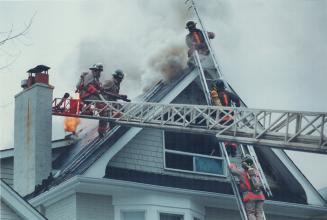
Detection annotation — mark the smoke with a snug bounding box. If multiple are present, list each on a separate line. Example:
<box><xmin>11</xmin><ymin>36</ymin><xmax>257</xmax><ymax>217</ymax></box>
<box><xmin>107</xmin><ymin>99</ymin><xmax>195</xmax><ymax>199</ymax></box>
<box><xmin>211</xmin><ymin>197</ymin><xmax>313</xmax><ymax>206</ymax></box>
<box><xmin>70</xmin><ymin>0</ymin><xmax>189</xmax><ymax>98</ymax></box>
<box><xmin>141</xmin><ymin>45</ymin><xmax>187</xmax><ymax>92</ymax></box>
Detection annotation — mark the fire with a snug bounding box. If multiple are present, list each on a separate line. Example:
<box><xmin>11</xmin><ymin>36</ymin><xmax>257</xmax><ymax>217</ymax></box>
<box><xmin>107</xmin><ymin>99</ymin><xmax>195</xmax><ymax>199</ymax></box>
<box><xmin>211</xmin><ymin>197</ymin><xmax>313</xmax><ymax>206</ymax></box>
<box><xmin>64</xmin><ymin>117</ymin><xmax>80</xmax><ymax>133</ymax></box>
<box><xmin>64</xmin><ymin>93</ymin><xmax>81</xmax><ymax>134</ymax></box>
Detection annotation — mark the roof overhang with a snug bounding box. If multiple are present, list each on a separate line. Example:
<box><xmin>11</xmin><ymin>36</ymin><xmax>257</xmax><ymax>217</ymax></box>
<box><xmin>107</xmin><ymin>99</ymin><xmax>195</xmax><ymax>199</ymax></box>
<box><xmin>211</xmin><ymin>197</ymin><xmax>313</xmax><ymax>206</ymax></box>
<box><xmin>0</xmin><ymin>138</ymin><xmax>77</xmax><ymax>159</ymax></box>
<box><xmin>29</xmin><ymin>176</ymin><xmax>327</xmax><ymax>219</ymax></box>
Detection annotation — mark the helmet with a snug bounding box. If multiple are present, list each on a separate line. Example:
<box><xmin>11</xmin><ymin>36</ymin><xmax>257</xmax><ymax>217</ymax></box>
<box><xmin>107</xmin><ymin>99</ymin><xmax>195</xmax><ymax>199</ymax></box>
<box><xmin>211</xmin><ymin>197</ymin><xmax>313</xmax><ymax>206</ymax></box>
<box><xmin>89</xmin><ymin>63</ymin><xmax>103</xmax><ymax>71</ymax></box>
<box><xmin>112</xmin><ymin>69</ymin><xmax>124</xmax><ymax>79</ymax></box>
<box><xmin>215</xmin><ymin>79</ymin><xmax>226</xmax><ymax>89</ymax></box>
<box><xmin>242</xmin><ymin>154</ymin><xmax>254</xmax><ymax>166</ymax></box>
<box><xmin>186</xmin><ymin>21</ymin><xmax>196</xmax><ymax>29</ymax></box>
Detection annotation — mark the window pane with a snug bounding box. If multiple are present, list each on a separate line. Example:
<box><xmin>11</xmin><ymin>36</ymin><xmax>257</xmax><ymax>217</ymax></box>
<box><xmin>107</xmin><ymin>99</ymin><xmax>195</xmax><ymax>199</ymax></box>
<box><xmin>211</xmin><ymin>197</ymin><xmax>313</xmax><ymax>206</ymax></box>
<box><xmin>194</xmin><ymin>157</ymin><xmax>224</xmax><ymax>175</ymax></box>
<box><xmin>165</xmin><ymin>132</ymin><xmax>221</xmax><ymax>156</ymax></box>
<box><xmin>160</xmin><ymin>213</ymin><xmax>183</xmax><ymax>220</ymax></box>
<box><xmin>122</xmin><ymin>211</ymin><xmax>145</xmax><ymax>220</ymax></box>
<box><xmin>166</xmin><ymin>153</ymin><xmax>193</xmax><ymax>171</ymax></box>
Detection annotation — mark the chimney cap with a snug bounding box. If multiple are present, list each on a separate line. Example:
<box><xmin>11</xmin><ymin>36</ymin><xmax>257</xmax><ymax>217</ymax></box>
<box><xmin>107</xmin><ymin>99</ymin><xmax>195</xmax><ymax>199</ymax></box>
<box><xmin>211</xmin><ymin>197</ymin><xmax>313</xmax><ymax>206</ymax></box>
<box><xmin>27</xmin><ymin>65</ymin><xmax>50</xmax><ymax>74</ymax></box>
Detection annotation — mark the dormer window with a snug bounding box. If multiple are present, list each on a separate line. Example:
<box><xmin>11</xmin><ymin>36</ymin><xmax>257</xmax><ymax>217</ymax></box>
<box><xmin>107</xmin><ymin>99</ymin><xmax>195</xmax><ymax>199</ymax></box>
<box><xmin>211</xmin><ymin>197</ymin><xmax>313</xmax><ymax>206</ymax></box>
<box><xmin>163</xmin><ymin>131</ymin><xmax>226</xmax><ymax>176</ymax></box>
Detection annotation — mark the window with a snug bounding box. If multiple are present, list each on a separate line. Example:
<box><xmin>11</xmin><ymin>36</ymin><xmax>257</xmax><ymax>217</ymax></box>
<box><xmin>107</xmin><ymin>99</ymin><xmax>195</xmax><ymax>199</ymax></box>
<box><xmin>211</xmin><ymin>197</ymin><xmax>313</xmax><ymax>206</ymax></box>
<box><xmin>121</xmin><ymin>211</ymin><xmax>145</xmax><ymax>220</ymax></box>
<box><xmin>164</xmin><ymin>131</ymin><xmax>226</xmax><ymax>176</ymax></box>
<box><xmin>160</xmin><ymin>213</ymin><xmax>184</xmax><ymax>220</ymax></box>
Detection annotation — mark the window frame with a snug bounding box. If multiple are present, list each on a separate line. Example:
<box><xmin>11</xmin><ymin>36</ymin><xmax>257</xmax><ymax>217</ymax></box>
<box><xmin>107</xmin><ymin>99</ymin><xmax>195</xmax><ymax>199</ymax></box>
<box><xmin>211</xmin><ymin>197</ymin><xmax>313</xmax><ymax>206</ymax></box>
<box><xmin>120</xmin><ymin>209</ymin><xmax>146</xmax><ymax>220</ymax></box>
<box><xmin>162</xmin><ymin>131</ymin><xmax>227</xmax><ymax>177</ymax></box>
<box><xmin>158</xmin><ymin>211</ymin><xmax>184</xmax><ymax>220</ymax></box>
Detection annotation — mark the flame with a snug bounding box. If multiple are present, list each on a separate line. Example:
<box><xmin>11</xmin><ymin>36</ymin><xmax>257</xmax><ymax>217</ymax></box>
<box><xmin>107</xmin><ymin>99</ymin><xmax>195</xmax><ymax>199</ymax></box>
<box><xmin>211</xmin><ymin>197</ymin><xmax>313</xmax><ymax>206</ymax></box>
<box><xmin>64</xmin><ymin>117</ymin><xmax>80</xmax><ymax>133</ymax></box>
<box><xmin>64</xmin><ymin>93</ymin><xmax>81</xmax><ymax>133</ymax></box>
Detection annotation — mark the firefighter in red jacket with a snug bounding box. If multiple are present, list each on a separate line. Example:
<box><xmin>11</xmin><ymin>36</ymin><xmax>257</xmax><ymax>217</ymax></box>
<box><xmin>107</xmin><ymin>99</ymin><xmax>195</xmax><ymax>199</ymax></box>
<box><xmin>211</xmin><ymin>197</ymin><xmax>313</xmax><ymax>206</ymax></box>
<box><xmin>229</xmin><ymin>155</ymin><xmax>265</xmax><ymax>220</ymax></box>
<box><xmin>76</xmin><ymin>63</ymin><xmax>108</xmax><ymax>137</ymax></box>
<box><xmin>185</xmin><ymin>21</ymin><xmax>215</xmax><ymax>57</ymax></box>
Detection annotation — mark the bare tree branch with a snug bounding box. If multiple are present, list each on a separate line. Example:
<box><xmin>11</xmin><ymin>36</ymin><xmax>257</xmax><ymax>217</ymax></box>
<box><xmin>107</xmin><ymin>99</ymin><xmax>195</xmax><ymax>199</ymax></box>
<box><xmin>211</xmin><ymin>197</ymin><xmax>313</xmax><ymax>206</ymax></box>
<box><xmin>0</xmin><ymin>13</ymin><xmax>36</xmax><ymax>46</ymax></box>
<box><xmin>0</xmin><ymin>13</ymin><xmax>36</xmax><ymax>70</ymax></box>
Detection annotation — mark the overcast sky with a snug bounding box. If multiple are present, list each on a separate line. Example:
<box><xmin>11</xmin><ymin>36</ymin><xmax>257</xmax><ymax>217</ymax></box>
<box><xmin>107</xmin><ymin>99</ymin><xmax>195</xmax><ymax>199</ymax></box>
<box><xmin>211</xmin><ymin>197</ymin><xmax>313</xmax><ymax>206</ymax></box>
<box><xmin>0</xmin><ymin>0</ymin><xmax>326</xmax><ymax>189</ymax></box>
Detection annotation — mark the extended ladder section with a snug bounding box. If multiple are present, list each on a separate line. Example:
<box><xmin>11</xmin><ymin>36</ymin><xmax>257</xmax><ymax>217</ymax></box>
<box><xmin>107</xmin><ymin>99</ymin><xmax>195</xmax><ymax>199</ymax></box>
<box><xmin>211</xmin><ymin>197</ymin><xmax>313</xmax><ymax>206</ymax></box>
<box><xmin>188</xmin><ymin>0</ymin><xmax>270</xmax><ymax>216</ymax></box>
<box><xmin>52</xmin><ymin>99</ymin><xmax>327</xmax><ymax>154</ymax></box>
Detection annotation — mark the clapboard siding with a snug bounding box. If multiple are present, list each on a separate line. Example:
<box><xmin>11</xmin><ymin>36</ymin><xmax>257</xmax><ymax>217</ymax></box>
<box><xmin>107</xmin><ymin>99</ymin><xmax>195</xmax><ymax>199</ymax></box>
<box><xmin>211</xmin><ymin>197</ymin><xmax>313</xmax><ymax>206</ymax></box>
<box><xmin>1</xmin><ymin>158</ymin><xmax>14</xmax><ymax>186</ymax></box>
<box><xmin>109</xmin><ymin>129</ymin><xmax>224</xmax><ymax>181</ymax></box>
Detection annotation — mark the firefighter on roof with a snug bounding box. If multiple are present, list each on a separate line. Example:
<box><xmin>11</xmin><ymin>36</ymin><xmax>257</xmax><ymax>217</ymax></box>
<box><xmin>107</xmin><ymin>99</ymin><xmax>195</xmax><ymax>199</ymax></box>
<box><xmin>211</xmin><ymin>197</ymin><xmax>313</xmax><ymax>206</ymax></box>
<box><xmin>100</xmin><ymin>69</ymin><xmax>130</xmax><ymax>136</ymax></box>
<box><xmin>102</xmin><ymin>70</ymin><xmax>129</xmax><ymax>102</ymax></box>
<box><xmin>229</xmin><ymin>155</ymin><xmax>265</xmax><ymax>220</ymax></box>
<box><xmin>76</xmin><ymin>63</ymin><xmax>103</xmax><ymax>100</ymax></box>
<box><xmin>185</xmin><ymin>20</ymin><xmax>215</xmax><ymax>57</ymax></box>
<box><xmin>76</xmin><ymin>63</ymin><xmax>108</xmax><ymax>137</ymax></box>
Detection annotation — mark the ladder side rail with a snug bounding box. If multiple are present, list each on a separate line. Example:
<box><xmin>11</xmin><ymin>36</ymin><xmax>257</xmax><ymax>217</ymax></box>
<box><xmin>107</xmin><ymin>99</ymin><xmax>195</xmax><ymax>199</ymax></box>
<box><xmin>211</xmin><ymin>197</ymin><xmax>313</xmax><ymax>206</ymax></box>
<box><xmin>194</xmin><ymin>50</ymin><xmax>212</xmax><ymax>104</ymax></box>
<box><xmin>221</xmin><ymin>142</ymin><xmax>249</xmax><ymax>220</ymax></box>
<box><xmin>247</xmin><ymin>145</ymin><xmax>273</xmax><ymax>197</ymax></box>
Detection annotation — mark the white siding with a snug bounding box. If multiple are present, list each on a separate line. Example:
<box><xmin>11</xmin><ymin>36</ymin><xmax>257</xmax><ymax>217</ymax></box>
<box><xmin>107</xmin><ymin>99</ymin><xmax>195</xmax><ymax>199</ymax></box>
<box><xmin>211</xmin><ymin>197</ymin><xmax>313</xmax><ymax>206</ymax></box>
<box><xmin>0</xmin><ymin>200</ymin><xmax>23</xmax><ymax>220</ymax></box>
<box><xmin>76</xmin><ymin>193</ymin><xmax>114</xmax><ymax>220</ymax></box>
<box><xmin>45</xmin><ymin>194</ymin><xmax>76</xmax><ymax>220</ymax></box>
<box><xmin>1</xmin><ymin>158</ymin><xmax>14</xmax><ymax>186</ymax></box>
<box><xmin>109</xmin><ymin>129</ymin><xmax>223</xmax><ymax>181</ymax></box>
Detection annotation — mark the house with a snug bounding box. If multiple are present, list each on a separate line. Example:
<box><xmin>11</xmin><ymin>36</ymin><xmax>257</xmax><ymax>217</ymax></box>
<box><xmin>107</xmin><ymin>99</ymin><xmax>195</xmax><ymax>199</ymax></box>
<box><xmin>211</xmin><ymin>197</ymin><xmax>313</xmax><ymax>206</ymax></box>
<box><xmin>1</xmin><ymin>58</ymin><xmax>327</xmax><ymax>220</ymax></box>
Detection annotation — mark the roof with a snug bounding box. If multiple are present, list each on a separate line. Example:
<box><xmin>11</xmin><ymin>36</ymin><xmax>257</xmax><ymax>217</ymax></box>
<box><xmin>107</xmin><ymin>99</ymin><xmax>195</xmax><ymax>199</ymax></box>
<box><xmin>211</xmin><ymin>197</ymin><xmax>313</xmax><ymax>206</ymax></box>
<box><xmin>25</xmin><ymin>63</ymin><xmax>326</xmax><ymax>207</ymax></box>
<box><xmin>0</xmin><ymin>179</ymin><xmax>47</xmax><ymax>220</ymax></box>
<box><xmin>0</xmin><ymin>138</ymin><xmax>77</xmax><ymax>159</ymax></box>
<box><xmin>320</xmin><ymin>187</ymin><xmax>327</xmax><ymax>200</ymax></box>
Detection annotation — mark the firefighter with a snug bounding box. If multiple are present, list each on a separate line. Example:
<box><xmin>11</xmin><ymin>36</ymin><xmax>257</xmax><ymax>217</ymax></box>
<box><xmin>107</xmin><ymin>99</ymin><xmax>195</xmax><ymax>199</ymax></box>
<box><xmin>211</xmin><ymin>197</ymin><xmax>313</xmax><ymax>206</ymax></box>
<box><xmin>76</xmin><ymin>63</ymin><xmax>103</xmax><ymax>100</ymax></box>
<box><xmin>225</xmin><ymin>141</ymin><xmax>238</xmax><ymax>157</ymax></box>
<box><xmin>229</xmin><ymin>155</ymin><xmax>265</xmax><ymax>220</ymax></box>
<box><xmin>215</xmin><ymin>79</ymin><xmax>240</xmax><ymax>108</ymax></box>
<box><xmin>76</xmin><ymin>63</ymin><xmax>107</xmax><ymax>137</ymax></box>
<box><xmin>100</xmin><ymin>69</ymin><xmax>130</xmax><ymax>136</ymax></box>
<box><xmin>102</xmin><ymin>70</ymin><xmax>129</xmax><ymax>102</ymax></box>
<box><xmin>215</xmin><ymin>79</ymin><xmax>241</xmax><ymax>156</ymax></box>
<box><xmin>185</xmin><ymin>20</ymin><xmax>215</xmax><ymax>57</ymax></box>
<box><xmin>215</xmin><ymin>79</ymin><xmax>240</xmax><ymax>125</ymax></box>
<box><xmin>210</xmin><ymin>84</ymin><xmax>222</xmax><ymax>106</ymax></box>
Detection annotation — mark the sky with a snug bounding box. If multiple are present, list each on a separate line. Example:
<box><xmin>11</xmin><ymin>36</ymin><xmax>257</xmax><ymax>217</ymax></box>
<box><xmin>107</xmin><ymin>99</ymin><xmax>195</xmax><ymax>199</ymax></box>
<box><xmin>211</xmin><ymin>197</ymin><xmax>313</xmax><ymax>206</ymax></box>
<box><xmin>0</xmin><ymin>0</ymin><xmax>326</xmax><ymax>189</ymax></box>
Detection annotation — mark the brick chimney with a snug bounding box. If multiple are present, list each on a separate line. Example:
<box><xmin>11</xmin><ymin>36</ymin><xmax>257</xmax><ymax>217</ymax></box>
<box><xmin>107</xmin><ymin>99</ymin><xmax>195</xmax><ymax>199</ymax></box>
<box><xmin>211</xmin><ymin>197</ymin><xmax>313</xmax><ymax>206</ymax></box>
<box><xmin>14</xmin><ymin>65</ymin><xmax>53</xmax><ymax>196</ymax></box>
